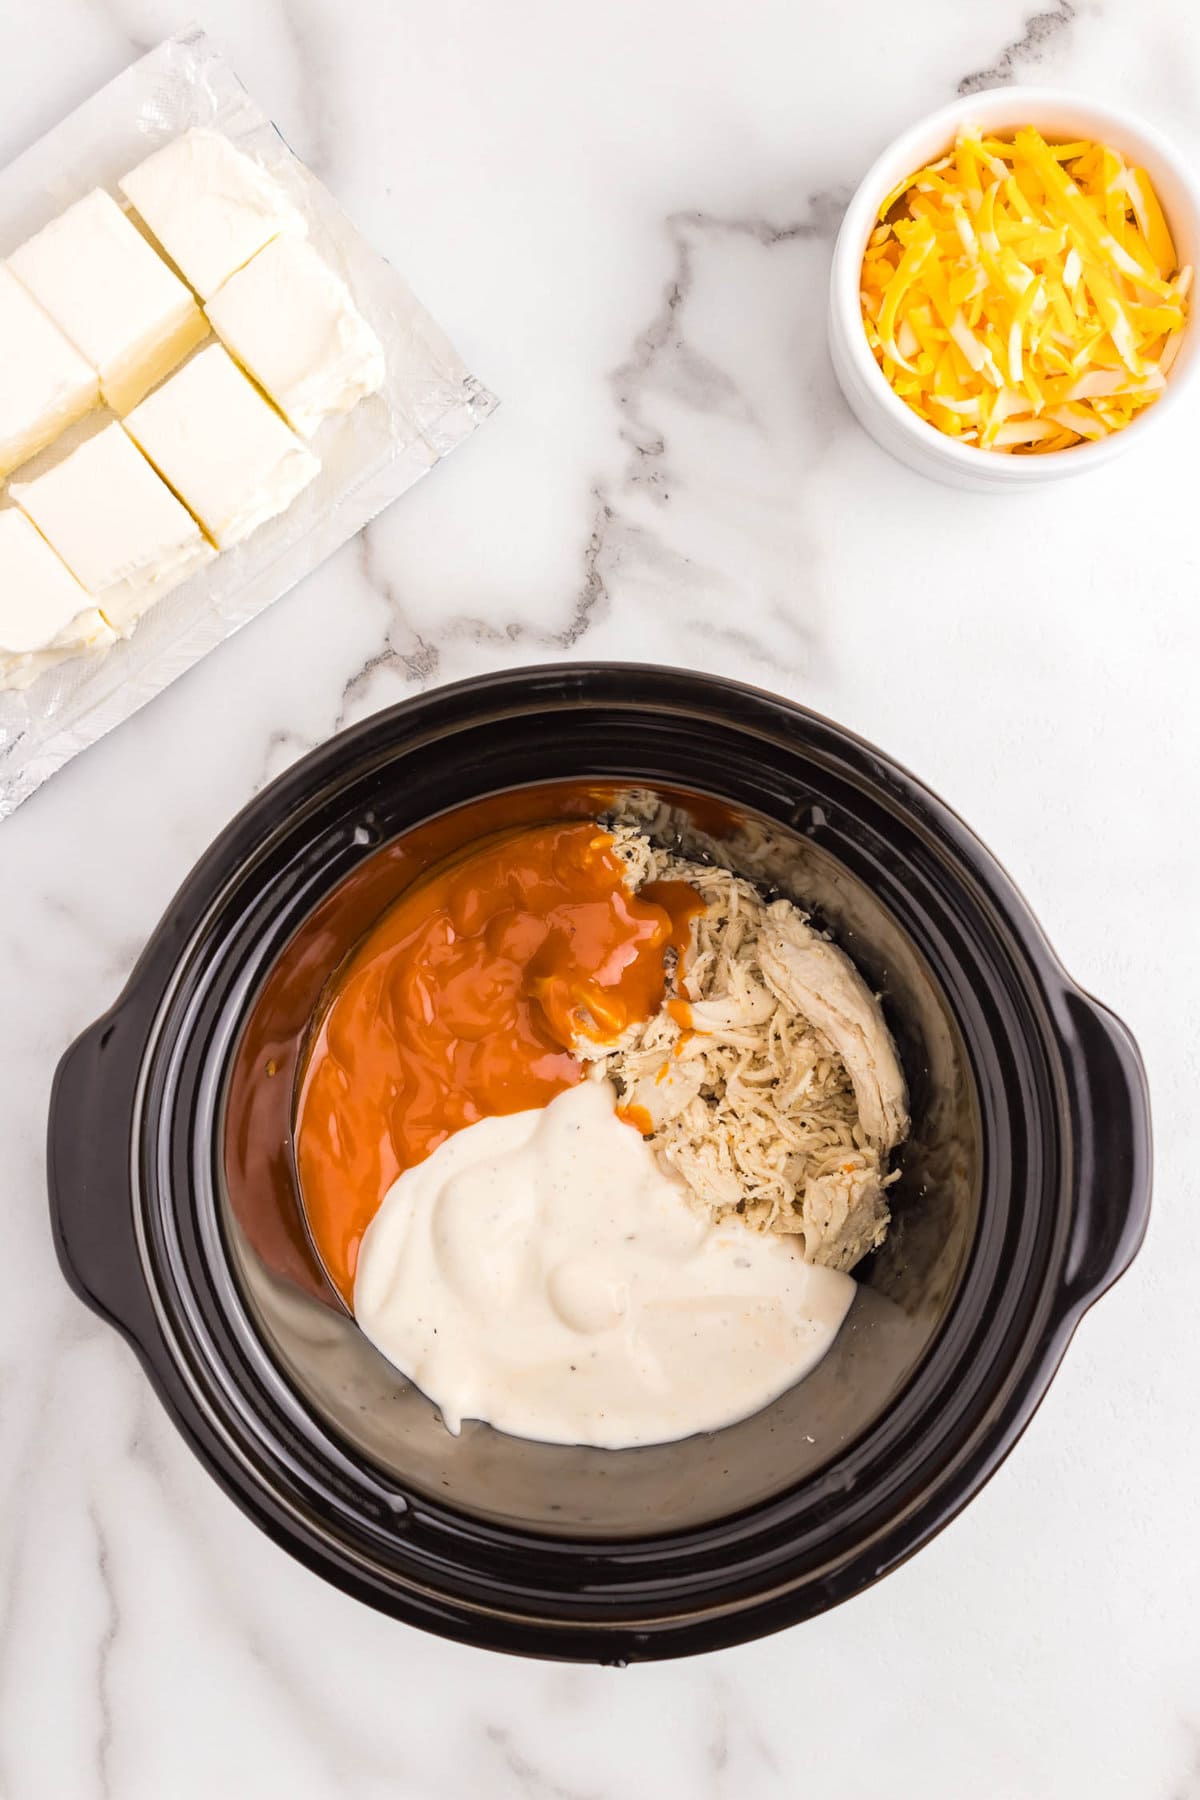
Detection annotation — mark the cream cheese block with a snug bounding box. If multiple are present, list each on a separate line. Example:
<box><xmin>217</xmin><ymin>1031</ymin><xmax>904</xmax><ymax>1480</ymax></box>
<box><xmin>8</xmin><ymin>190</ymin><xmax>208</xmax><ymax>415</ymax></box>
<box><xmin>125</xmin><ymin>343</ymin><xmax>320</xmax><ymax>550</ymax></box>
<box><xmin>119</xmin><ymin>128</ymin><xmax>306</xmax><ymax>301</ymax></box>
<box><xmin>9</xmin><ymin>416</ymin><xmax>215</xmax><ymax>635</ymax></box>
<box><xmin>205</xmin><ymin>234</ymin><xmax>385</xmax><ymax>437</ymax></box>
<box><xmin>0</xmin><ymin>507</ymin><xmax>115</xmax><ymax>690</ymax></box>
<box><xmin>0</xmin><ymin>267</ymin><xmax>99</xmax><ymax>479</ymax></box>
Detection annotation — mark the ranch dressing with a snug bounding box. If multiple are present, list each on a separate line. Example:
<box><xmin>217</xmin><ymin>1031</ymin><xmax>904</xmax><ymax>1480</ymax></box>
<box><xmin>354</xmin><ymin>1079</ymin><xmax>855</xmax><ymax>1448</ymax></box>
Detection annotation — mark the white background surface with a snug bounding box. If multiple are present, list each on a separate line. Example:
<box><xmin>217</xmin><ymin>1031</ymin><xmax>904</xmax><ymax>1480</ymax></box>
<box><xmin>2</xmin><ymin>3</ymin><xmax>1198</xmax><ymax>1795</ymax></box>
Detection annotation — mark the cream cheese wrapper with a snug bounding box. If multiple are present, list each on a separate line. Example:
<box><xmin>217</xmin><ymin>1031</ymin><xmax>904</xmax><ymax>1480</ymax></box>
<box><xmin>0</xmin><ymin>26</ymin><xmax>496</xmax><ymax>818</ymax></box>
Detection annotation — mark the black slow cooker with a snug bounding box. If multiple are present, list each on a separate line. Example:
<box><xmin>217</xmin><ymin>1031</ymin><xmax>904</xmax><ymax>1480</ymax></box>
<box><xmin>47</xmin><ymin>665</ymin><xmax>1151</xmax><ymax>1661</ymax></box>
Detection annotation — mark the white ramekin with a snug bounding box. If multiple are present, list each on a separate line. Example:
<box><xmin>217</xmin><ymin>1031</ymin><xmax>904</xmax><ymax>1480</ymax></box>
<box><xmin>828</xmin><ymin>86</ymin><xmax>1200</xmax><ymax>491</ymax></box>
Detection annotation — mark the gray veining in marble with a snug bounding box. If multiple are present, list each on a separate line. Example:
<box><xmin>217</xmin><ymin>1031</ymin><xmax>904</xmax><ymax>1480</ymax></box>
<box><xmin>958</xmin><ymin>0</ymin><xmax>1078</xmax><ymax>93</ymax></box>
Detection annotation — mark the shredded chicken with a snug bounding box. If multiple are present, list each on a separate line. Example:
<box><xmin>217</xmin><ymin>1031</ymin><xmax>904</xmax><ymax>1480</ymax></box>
<box><xmin>592</xmin><ymin>826</ymin><xmax>909</xmax><ymax>1273</ymax></box>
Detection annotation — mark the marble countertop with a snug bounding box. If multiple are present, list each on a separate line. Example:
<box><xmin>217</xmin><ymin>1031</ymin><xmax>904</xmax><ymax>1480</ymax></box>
<box><xmin>3</xmin><ymin>2</ymin><xmax>1198</xmax><ymax>1794</ymax></box>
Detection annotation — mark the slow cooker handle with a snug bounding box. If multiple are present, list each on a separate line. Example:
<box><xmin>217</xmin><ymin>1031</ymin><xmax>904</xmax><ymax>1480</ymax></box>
<box><xmin>47</xmin><ymin>1004</ymin><xmax>159</xmax><ymax>1352</ymax></box>
<box><xmin>1060</xmin><ymin>987</ymin><xmax>1152</xmax><ymax>1312</ymax></box>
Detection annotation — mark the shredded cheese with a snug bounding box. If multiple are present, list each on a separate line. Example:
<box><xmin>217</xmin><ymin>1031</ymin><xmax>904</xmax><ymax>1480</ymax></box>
<box><xmin>860</xmin><ymin>126</ymin><xmax>1190</xmax><ymax>451</ymax></box>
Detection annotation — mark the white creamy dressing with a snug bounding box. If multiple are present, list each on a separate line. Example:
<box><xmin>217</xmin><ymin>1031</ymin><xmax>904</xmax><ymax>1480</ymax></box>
<box><xmin>354</xmin><ymin>1079</ymin><xmax>855</xmax><ymax>1448</ymax></box>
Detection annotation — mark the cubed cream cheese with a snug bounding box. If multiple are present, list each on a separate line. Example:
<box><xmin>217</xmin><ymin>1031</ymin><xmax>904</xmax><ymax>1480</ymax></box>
<box><xmin>9</xmin><ymin>416</ymin><xmax>215</xmax><ymax>635</ymax></box>
<box><xmin>205</xmin><ymin>234</ymin><xmax>385</xmax><ymax>437</ymax></box>
<box><xmin>8</xmin><ymin>190</ymin><xmax>208</xmax><ymax>414</ymax></box>
<box><xmin>0</xmin><ymin>507</ymin><xmax>115</xmax><ymax>690</ymax></box>
<box><xmin>119</xmin><ymin>128</ymin><xmax>306</xmax><ymax>301</ymax></box>
<box><xmin>0</xmin><ymin>267</ymin><xmax>99</xmax><ymax>478</ymax></box>
<box><xmin>124</xmin><ymin>342</ymin><xmax>320</xmax><ymax>550</ymax></box>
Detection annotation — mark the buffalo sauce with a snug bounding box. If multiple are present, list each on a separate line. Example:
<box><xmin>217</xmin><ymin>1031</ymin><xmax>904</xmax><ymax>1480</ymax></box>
<box><xmin>294</xmin><ymin>821</ymin><xmax>701</xmax><ymax>1302</ymax></box>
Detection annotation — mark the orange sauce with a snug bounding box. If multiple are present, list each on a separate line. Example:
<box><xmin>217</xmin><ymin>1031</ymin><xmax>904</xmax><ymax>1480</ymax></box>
<box><xmin>295</xmin><ymin>822</ymin><xmax>701</xmax><ymax>1302</ymax></box>
<box><xmin>616</xmin><ymin>1102</ymin><xmax>655</xmax><ymax>1136</ymax></box>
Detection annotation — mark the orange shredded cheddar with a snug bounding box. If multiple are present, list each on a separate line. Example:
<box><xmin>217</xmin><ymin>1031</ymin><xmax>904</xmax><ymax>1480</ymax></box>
<box><xmin>860</xmin><ymin>125</ymin><xmax>1190</xmax><ymax>451</ymax></box>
